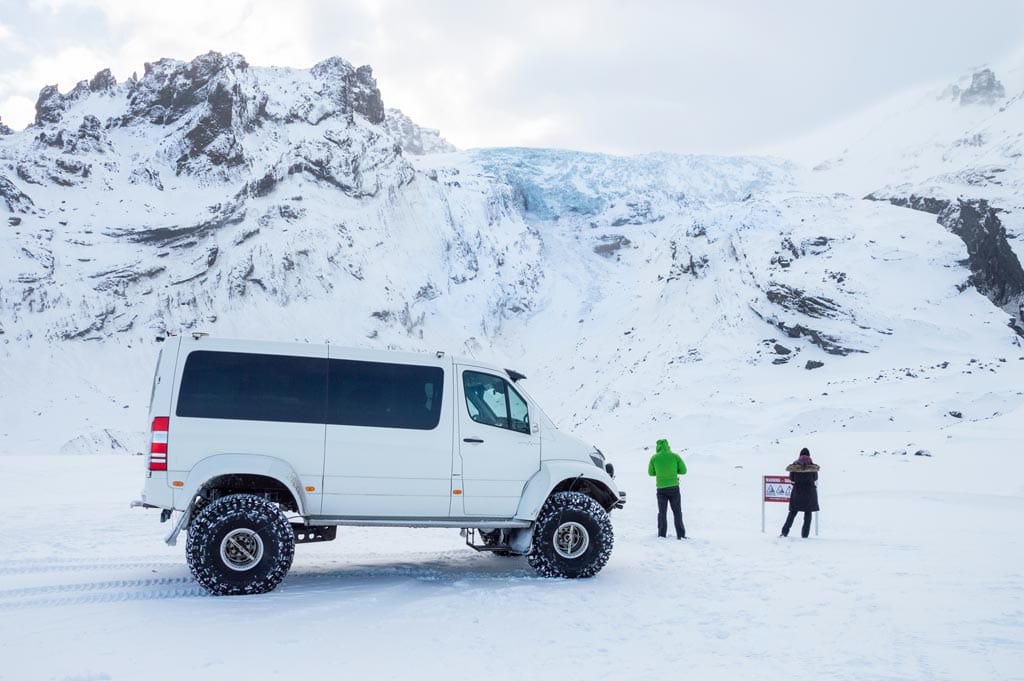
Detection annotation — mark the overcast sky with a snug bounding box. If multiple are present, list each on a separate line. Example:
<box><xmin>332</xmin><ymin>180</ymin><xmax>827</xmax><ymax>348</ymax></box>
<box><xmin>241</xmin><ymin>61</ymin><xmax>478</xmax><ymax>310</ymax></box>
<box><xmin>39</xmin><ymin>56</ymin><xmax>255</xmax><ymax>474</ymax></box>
<box><xmin>1</xmin><ymin>0</ymin><xmax>1023</xmax><ymax>155</ymax></box>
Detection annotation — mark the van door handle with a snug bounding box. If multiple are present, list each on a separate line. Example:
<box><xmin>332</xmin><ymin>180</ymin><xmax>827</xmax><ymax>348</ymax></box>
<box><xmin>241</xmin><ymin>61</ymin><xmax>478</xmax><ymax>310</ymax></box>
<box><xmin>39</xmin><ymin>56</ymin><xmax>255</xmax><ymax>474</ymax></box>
<box><xmin>463</xmin><ymin>437</ymin><xmax>484</xmax><ymax>443</ymax></box>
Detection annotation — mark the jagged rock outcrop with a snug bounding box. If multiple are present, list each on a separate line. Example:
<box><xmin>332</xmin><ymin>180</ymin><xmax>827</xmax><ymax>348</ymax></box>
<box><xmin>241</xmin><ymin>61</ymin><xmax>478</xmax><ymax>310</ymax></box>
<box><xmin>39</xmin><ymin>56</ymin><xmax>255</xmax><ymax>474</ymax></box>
<box><xmin>959</xmin><ymin>68</ymin><xmax>1006</xmax><ymax>106</ymax></box>
<box><xmin>384</xmin><ymin>108</ymin><xmax>456</xmax><ymax>155</ymax></box>
<box><xmin>27</xmin><ymin>52</ymin><xmax>396</xmax><ymax>179</ymax></box>
<box><xmin>871</xmin><ymin>194</ymin><xmax>1024</xmax><ymax>333</ymax></box>
<box><xmin>122</xmin><ymin>52</ymin><xmax>248</xmax><ymax>126</ymax></box>
<box><xmin>0</xmin><ymin>175</ymin><xmax>34</xmax><ymax>212</ymax></box>
<box><xmin>0</xmin><ymin>51</ymin><xmax>537</xmax><ymax>344</ymax></box>
<box><xmin>309</xmin><ymin>58</ymin><xmax>385</xmax><ymax>125</ymax></box>
<box><xmin>939</xmin><ymin>68</ymin><xmax>1007</xmax><ymax>107</ymax></box>
<box><xmin>0</xmin><ymin>116</ymin><xmax>12</xmax><ymax>135</ymax></box>
<box><xmin>34</xmin><ymin>68</ymin><xmax>120</xmax><ymax>125</ymax></box>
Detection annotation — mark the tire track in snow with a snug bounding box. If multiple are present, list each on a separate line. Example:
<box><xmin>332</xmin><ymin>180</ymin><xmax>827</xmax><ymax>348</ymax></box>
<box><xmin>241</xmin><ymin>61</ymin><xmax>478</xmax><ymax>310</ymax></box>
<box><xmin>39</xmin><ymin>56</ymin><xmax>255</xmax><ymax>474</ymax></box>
<box><xmin>0</xmin><ymin>575</ymin><xmax>195</xmax><ymax>599</ymax></box>
<box><xmin>0</xmin><ymin>586</ymin><xmax>210</xmax><ymax>610</ymax></box>
<box><xmin>0</xmin><ymin>577</ymin><xmax>209</xmax><ymax>609</ymax></box>
<box><xmin>0</xmin><ymin>559</ymin><xmax>180</xmax><ymax>577</ymax></box>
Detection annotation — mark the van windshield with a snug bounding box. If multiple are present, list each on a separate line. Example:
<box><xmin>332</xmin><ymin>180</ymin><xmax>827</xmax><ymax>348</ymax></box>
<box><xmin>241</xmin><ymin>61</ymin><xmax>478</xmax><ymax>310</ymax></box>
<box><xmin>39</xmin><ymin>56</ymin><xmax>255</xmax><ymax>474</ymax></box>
<box><xmin>507</xmin><ymin>378</ymin><xmax>558</xmax><ymax>432</ymax></box>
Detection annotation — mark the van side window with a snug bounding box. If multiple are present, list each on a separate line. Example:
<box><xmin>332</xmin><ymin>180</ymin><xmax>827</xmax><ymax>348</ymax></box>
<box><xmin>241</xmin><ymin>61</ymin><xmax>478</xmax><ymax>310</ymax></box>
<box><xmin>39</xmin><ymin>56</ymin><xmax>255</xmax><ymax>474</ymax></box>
<box><xmin>328</xmin><ymin>359</ymin><xmax>444</xmax><ymax>430</ymax></box>
<box><xmin>176</xmin><ymin>351</ymin><xmax>327</xmax><ymax>424</ymax></box>
<box><xmin>463</xmin><ymin>371</ymin><xmax>530</xmax><ymax>434</ymax></box>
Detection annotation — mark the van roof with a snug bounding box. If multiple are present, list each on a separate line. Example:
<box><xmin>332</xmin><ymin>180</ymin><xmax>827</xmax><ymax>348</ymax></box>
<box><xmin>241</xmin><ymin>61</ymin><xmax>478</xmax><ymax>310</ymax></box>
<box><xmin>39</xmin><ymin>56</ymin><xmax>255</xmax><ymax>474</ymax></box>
<box><xmin>176</xmin><ymin>334</ymin><xmax>518</xmax><ymax>378</ymax></box>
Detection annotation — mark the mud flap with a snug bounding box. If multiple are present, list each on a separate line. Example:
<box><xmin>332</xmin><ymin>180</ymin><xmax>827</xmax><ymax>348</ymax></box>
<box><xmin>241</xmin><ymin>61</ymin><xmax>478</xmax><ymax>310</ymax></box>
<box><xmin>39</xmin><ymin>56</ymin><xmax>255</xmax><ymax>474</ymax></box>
<box><xmin>164</xmin><ymin>507</ymin><xmax>192</xmax><ymax>546</ymax></box>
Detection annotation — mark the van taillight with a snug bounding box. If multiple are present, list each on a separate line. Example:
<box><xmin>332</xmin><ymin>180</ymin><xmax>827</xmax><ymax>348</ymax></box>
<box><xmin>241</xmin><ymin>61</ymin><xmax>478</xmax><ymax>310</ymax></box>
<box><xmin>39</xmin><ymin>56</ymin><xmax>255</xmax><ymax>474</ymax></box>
<box><xmin>149</xmin><ymin>416</ymin><xmax>169</xmax><ymax>471</ymax></box>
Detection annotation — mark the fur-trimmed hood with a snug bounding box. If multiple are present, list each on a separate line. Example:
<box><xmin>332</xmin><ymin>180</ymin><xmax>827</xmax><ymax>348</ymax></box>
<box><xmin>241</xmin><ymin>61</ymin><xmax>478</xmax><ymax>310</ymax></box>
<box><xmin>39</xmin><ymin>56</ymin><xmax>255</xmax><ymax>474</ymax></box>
<box><xmin>786</xmin><ymin>463</ymin><xmax>820</xmax><ymax>473</ymax></box>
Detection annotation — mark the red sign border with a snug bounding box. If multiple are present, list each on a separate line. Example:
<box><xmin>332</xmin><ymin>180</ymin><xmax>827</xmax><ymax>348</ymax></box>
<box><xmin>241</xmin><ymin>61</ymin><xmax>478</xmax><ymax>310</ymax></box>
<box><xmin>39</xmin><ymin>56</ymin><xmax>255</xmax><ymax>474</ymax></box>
<box><xmin>763</xmin><ymin>475</ymin><xmax>792</xmax><ymax>502</ymax></box>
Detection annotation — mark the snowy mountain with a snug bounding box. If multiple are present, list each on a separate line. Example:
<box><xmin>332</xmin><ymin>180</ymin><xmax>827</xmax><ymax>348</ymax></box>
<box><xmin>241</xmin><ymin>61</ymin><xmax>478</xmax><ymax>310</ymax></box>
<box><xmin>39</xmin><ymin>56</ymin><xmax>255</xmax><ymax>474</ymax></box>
<box><xmin>1</xmin><ymin>51</ymin><xmax>1023</xmax><ymax>458</ymax></box>
<box><xmin>789</xmin><ymin>58</ymin><xmax>1024</xmax><ymax>332</ymax></box>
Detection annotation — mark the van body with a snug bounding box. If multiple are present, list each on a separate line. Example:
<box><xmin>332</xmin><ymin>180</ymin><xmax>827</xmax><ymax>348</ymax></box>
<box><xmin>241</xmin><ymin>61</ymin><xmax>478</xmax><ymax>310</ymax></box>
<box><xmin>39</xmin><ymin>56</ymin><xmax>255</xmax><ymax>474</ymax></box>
<box><xmin>136</xmin><ymin>334</ymin><xmax>625</xmax><ymax>594</ymax></box>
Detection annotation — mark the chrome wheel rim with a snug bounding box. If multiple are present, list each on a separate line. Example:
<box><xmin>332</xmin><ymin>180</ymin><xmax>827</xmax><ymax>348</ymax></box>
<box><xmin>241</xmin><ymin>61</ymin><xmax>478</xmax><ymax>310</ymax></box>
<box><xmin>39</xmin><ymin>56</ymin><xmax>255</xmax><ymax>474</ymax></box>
<box><xmin>220</xmin><ymin>528</ymin><xmax>265</xmax><ymax>572</ymax></box>
<box><xmin>553</xmin><ymin>521</ymin><xmax>590</xmax><ymax>559</ymax></box>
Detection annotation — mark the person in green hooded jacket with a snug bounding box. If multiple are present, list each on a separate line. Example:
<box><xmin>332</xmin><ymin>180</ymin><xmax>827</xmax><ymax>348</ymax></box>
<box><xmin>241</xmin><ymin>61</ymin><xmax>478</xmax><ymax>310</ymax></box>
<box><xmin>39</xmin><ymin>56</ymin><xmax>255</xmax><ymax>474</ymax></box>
<box><xmin>648</xmin><ymin>438</ymin><xmax>687</xmax><ymax>539</ymax></box>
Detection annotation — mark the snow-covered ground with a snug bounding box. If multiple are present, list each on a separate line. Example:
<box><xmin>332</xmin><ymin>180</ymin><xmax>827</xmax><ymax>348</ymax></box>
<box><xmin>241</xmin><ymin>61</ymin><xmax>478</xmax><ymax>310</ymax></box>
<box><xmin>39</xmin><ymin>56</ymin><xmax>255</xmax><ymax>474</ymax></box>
<box><xmin>2</xmin><ymin>398</ymin><xmax>1022</xmax><ymax>680</ymax></box>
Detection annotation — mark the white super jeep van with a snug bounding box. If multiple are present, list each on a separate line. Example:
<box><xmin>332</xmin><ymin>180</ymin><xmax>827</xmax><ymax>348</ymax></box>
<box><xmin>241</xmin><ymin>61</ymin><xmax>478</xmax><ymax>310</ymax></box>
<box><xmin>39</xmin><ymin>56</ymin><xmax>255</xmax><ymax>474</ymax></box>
<box><xmin>134</xmin><ymin>334</ymin><xmax>625</xmax><ymax>595</ymax></box>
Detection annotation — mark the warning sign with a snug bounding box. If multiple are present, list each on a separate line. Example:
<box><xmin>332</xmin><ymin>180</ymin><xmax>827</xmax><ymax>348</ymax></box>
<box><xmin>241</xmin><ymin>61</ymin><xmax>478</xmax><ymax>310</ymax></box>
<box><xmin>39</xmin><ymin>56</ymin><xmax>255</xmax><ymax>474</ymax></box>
<box><xmin>763</xmin><ymin>475</ymin><xmax>793</xmax><ymax>502</ymax></box>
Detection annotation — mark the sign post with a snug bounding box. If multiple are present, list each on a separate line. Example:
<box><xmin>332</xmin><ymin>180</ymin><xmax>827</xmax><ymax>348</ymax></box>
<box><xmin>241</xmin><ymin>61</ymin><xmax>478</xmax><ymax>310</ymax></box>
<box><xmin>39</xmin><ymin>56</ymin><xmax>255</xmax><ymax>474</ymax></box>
<box><xmin>762</xmin><ymin>474</ymin><xmax>818</xmax><ymax>535</ymax></box>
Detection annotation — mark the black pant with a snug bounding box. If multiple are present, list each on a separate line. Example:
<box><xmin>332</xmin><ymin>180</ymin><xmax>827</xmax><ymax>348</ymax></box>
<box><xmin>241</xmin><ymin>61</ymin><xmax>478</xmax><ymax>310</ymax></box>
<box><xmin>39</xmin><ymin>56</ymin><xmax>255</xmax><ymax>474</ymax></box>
<box><xmin>781</xmin><ymin>509</ymin><xmax>813</xmax><ymax>538</ymax></box>
<box><xmin>656</xmin><ymin>486</ymin><xmax>686</xmax><ymax>538</ymax></box>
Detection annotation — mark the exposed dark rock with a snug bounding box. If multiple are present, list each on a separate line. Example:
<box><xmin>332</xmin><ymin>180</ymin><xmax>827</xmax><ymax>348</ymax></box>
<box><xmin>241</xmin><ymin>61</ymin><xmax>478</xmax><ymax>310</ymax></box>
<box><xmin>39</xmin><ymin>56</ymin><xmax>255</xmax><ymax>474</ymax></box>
<box><xmin>35</xmin><ymin>129</ymin><xmax>65</xmax><ymax>148</ymax></box>
<box><xmin>948</xmin><ymin>410</ymin><xmax>962</xmax><ymax>418</ymax></box>
<box><xmin>55</xmin><ymin>158</ymin><xmax>90</xmax><ymax>177</ymax></box>
<box><xmin>288</xmin><ymin>158</ymin><xmax>355</xmax><ymax>193</ymax></box>
<box><xmin>778</xmin><ymin>321</ymin><xmax>855</xmax><ymax>355</ymax></box>
<box><xmin>872</xmin><ymin>194</ymin><xmax>1024</xmax><ymax>333</ymax></box>
<box><xmin>872</xmin><ymin>194</ymin><xmax>946</xmax><ymax>215</ymax></box>
<box><xmin>765</xmin><ymin>283</ymin><xmax>842</xmax><ymax>319</ymax></box>
<box><xmin>89</xmin><ymin>69</ymin><xmax>117</xmax><ymax>93</ymax></box>
<box><xmin>89</xmin><ymin>264</ymin><xmax>165</xmax><ymax>292</ymax></box>
<box><xmin>105</xmin><ymin>199</ymin><xmax>245</xmax><ymax>247</ymax></box>
<box><xmin>663</xmin><ymin>240</ymin><xmax>708</xmax><ymax>280</ymax></box>
<box><xmin>805</xmin><ymin>360</ymin><xmax>824</xmax><ymax>370</ymax></box>
<box><xmin>801</xmin><ymin>236</ymin><xmax>832</xmax><ymax>255</ymax></box>
<box><xmin>611</xmin><ymin>200</ymin><xmax>664</xmax><ymax>227</ymax></box>
<box><xmin>751</xmin><ymin>305</ymin><xmax>862</xmax><ymax>356</ymax></box>
<box><xmin>34</xmin><ymin>85</ymin><xmax>66</xmax><ymax>125</ymax></box>
<box><xmin>78</xmin><ymin>115</ymin><xmax>103</xmax><ymax>142</ymax></box>
<box><xmin>0</xmin><ymin>175</ymin><xmax>34</xmax><ymax>213</ymax></box>
<box><xmin>177</xmin><ymin>79</ymin><xmax>246</xmax><ymax>171</ymax></box>
<box><xmin>774</xmin><ymin>343</ymin><xmax>792</xmax><ymax>355</ymax></box>
<box><xmin>59</xmin><ymin>305</ymin><xmax>116</xmax><ymax>340</ymax></box>
<box><xmin>126</xmin><ymin>51</ymin><xmax>248</xmax><ymax>126</ymax></box>
<box><xmin>594</xmin><ymin>234</ymin><xmax>631</xmax><ymax>258</ymax></box>
<box><xmin>0</xmin><ymin>116</ymin><xmax>12</xmax><ymax>135</ymax></box>
<box><xmin>941</xmin><ymin>200</ymin><xmax>1024</xmax><ymax>307</ymax></box>
<box><xmin>959</xmin><ymin>69</ymin><xmax>1006</xmax><ymax>106</ymax></box>
<box><xmin>415</xmin><ymin>283</ymin><xmax>440</xmax><ymax>301</ymax></box>
<box><xmin>247</xmin><ymin>169</ymin><xmax>279</xmax><ymax>197</ymax></box>
<box><xmin>311</xmin><ymin>58</ymin><xmax>385</xmax><ymax>125</ymax></box>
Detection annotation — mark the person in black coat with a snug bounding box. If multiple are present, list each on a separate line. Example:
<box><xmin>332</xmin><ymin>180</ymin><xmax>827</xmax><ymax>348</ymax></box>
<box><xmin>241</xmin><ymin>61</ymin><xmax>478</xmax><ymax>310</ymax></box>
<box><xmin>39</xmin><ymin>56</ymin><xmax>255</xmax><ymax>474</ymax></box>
<box><xmin>780</xmin><ymin>447</ymin><xmax>820</xmax><ymax>538</ymax></box>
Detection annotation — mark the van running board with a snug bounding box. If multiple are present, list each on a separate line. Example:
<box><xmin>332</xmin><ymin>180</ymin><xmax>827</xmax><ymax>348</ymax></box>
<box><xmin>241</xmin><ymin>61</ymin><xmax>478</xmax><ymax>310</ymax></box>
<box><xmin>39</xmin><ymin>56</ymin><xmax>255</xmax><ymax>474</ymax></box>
<box><xmin>463</xmin><ymin>528</ymin><xmax>514</xmax><ymax>553</ymax></box>
<box><xmin>292</xmin><ymin>524</ymin><xmax>337</xmax><ymax>544</ymax></box>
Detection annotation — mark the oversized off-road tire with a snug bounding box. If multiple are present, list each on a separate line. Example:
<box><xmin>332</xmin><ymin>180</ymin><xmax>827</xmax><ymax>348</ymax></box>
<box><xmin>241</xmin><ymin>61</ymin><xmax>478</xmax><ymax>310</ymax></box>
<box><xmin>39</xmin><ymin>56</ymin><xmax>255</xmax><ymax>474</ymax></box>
<box><xmin>186</xmin><ymin>494</ymin><xmax>295</xmax><ymax>596</ymax></box>
<box><xmin>527</xmin><ymin>491</ymin><xmax>613</xmax><ymax>578</ymax></box>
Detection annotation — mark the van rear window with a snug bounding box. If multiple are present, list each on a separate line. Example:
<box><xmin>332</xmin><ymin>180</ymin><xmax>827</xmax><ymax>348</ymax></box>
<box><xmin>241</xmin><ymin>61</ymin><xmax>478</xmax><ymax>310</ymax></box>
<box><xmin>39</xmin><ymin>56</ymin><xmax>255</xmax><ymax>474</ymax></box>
<box><xmin>176</xmin><ymin>351</ymin><xmax>327</xmax><ymax>424</ymax></box>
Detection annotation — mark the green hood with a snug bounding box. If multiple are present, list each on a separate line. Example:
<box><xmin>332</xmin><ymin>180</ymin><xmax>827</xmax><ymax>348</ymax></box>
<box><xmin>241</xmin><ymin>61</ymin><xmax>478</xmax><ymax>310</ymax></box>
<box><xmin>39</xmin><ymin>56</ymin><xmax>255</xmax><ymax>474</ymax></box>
<box><xmin>649</xmin><ymin>438</ymin><xmax>686</xmax><ymax>488</ymax></box>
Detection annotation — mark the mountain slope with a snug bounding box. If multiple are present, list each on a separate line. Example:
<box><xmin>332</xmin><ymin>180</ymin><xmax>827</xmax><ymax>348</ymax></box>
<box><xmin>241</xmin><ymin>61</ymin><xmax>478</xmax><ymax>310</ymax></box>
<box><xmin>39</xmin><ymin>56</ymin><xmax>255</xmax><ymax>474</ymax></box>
<box><xmin>1</xmin><ymin>51</ymin><xmax>1022</xmax><ymax>457</ymax></box>
<box><xmin>789</xmin><ymin>58</ymin><xmax>1024</xmax><ymax>331</ymax></box>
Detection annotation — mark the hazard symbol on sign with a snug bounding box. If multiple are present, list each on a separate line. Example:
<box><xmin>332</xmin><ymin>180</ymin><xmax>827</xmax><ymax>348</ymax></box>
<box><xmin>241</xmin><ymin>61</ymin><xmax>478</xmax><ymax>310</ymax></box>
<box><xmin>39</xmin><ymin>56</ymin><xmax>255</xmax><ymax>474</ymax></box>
<box><xmin>763</xmin><ymin>475</ymin><xmax>793</xmax><ymax>502</ymax></box>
